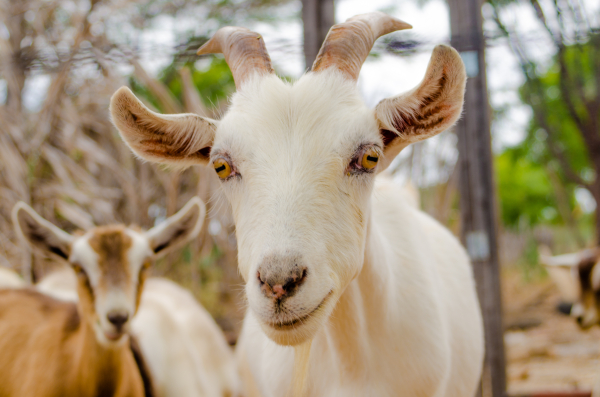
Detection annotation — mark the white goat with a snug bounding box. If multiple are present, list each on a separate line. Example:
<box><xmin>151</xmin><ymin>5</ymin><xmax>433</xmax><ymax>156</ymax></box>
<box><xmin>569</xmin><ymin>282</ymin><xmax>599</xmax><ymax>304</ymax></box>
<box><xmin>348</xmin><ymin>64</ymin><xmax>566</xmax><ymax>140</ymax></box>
<box><xmin>132</xmin><ymin>278</ymin><xmax>241</xmax><ymax>397</ymax></box>
<box><xmin>0</xmin><ymin>197</ymin><xmax>204</xmax><ymax>397</ymax></box>
<box><xmin>110</xmin><ymin>12</ymin><xmax>484</xmax><ymax>396</ymax></box>
<box><xmin>34</xmin><ymin>259</ymin><xmax>240</xmax><ymax>397</ymax></box>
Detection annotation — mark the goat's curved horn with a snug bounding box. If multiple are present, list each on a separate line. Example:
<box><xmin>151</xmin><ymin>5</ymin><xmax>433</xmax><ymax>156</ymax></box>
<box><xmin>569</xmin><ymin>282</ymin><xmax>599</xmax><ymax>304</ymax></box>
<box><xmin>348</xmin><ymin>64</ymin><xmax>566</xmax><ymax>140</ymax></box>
<box><xmin>197</xmin><ymin>27</ymin><xmax>274</xmax><ymax>89</ymax></box>
<box><xmin>311</xmin><ymin>12</ymin><xmax>412</xmax><ymax>81</ymax></box>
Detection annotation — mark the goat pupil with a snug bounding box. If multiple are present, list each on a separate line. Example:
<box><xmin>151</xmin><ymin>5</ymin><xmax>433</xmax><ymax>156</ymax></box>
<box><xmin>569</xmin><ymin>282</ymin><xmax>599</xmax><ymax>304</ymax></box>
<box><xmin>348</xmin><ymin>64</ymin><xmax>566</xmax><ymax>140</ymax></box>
<box><xmin>215</xmin><ymin>165</ymin><xmax>226</xmax><ymax>173</ymax></box>
<box><xmin>367</xmin><ymin>156</ymin><xmax>378</xmax><ymax>163</ymax></box>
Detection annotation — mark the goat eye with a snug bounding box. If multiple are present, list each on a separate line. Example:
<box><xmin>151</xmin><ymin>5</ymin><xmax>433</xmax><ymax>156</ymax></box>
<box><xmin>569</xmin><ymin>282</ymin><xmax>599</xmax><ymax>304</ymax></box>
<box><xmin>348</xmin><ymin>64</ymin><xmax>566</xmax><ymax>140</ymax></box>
<box><xmin>361</xmin><ymin>148</ymin><xmax>379</xmax><ymax>170</ymax></box>
<box><xmin>213</xmin><ymin>158</ymin><xmax>232</xmax><ymax>179</ymax></box>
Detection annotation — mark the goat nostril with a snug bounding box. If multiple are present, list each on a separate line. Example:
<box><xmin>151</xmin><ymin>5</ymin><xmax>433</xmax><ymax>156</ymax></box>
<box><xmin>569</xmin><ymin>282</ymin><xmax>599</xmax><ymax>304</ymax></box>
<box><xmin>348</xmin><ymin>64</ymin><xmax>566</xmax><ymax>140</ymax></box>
<box><xmin>272</xmin><ymin>285</ymin><xmax>285</xmax><ymax>298</ymax></box>
<box><xmin>107</xmin><ymin>312</ymin><xmax>129</xmax><ymax>328</ymax></box>
<box><xmin>257</xmin><ymin>260</ymin><xmax>308</xmax><ymax>300</ymax></box>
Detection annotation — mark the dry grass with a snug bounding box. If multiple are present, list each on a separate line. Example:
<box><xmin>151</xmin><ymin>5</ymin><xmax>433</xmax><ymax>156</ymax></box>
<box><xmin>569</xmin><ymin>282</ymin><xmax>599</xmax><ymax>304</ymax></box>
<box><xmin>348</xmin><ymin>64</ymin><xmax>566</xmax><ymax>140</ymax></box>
<box><xmin>0</xmin><ymin>0</ymin><xmax>247</xmax><ymax>338</ymax></box>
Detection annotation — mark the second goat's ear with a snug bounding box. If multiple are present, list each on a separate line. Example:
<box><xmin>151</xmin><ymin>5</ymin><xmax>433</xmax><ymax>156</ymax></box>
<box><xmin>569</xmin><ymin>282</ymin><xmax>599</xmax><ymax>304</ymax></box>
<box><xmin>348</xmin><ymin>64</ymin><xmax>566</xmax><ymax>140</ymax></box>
<box><xmin>145</xmin><ymin>197</ymin><xmax>206</xmax><ymax>257</ymax></box>
<box><xmin>12</xmin><ymin>202</ymin><xmax>74</xmax><ymax>260</ymax></box>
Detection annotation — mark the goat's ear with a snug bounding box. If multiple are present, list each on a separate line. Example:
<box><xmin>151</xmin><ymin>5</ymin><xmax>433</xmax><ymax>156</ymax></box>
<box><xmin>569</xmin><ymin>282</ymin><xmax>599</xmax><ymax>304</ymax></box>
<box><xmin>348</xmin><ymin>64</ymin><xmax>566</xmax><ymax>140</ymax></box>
<box><xmin>145</xmin><ymin>197</ymin><xmax>206</xmax><ymax>257</ymax></box>
<box><xmin>110</xmin><ymin>87</ymin><xmax>217</xmax><ymax>167</ymax></box>
<box><xmin>12</xmin><ymin>202</ymin><xmax>74</xmax><ymax>260</ymax></box>
<box><xmin>375</xmin><ymin>45</ymin><xmax>466</xmax><ymax>171</ymax></box>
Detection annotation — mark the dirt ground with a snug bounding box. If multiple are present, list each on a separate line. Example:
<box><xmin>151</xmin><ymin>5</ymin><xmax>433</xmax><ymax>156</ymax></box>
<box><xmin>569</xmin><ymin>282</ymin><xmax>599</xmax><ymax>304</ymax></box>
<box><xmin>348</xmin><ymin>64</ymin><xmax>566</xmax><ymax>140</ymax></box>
<box><xmin>503</xmin><ymin>268</ymin><xmax>600</xmax><ymax>395</ymax></box>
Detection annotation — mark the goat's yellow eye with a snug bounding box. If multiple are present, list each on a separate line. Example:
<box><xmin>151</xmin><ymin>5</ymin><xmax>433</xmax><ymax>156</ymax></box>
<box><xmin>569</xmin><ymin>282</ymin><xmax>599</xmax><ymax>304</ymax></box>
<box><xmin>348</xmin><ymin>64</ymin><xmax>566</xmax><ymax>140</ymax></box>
<box><xmin>213</xmin><ymin>158</ymin><xmax>232</xmax><ymax>179</ymax></box>
<box><xmin>361</xmin><ymin>148</ymin><xmax>379</xmax><ymax>170</ymax></box>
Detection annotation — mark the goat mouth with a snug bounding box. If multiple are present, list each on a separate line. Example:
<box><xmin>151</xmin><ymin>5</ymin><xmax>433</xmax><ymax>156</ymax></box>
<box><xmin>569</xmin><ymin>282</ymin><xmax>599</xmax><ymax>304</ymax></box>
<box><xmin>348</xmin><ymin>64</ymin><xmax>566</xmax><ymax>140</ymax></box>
<box><xmin>104</xmin><ymin>332</ymin><xmax>123</xmax><ymax>341</ymax></box>
<box><xmin>103</xmin><ymin>329</ymin><xmax>126</xmax><ymax>341</ymax></box>
<box><xmin>267</xmin><ymin>291</ymin><xmax>332</xmax><ymax>331</ymax></box>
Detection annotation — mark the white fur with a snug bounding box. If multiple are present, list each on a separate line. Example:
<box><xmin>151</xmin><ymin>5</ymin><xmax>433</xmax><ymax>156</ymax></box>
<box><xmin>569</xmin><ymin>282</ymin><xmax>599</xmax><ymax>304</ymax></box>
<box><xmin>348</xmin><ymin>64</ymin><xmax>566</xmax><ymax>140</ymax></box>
<box><xmin>216</xmin><ymin>72</ymin><xmax>482</xmax><ymax>395</ymax></box>
<box><xmin>36</xmin><ymin>267</ymin><xmax>79</xmax><ymax>302</ymax></box>
<box><xmin>111</xmin><ymin>47</ymin><xmax>483</xmax><ymax>396</ymax></box>
<box><xmin>132</xmin><ymin>278</ymin><xmax>241</xmax><ymax>397</ymax></box>
<box><xmin>237</xmin><ymin>179</ymin><xmax>483</xmax><ymax>396</ymax></box>
<box><xmin>0</xmin><ymin>267</ymin><xmax>25</xmax><ymax>289</ymax></box>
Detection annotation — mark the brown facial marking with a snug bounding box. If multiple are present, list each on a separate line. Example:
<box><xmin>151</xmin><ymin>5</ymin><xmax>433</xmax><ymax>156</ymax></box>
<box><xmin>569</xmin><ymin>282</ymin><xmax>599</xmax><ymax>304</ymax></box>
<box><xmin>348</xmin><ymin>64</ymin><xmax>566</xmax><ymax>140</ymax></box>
<box><xmin>88</xmin><ymin>226</ymin><xmax>133</xmax><ymax>289</ymax></box>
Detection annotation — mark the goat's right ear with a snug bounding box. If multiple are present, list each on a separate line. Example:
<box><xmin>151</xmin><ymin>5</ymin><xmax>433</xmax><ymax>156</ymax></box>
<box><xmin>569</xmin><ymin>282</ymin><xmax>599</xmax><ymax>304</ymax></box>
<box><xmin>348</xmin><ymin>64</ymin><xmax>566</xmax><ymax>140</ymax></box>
<box><xmin>12</xmin><ymin>202</ymin><xmax>74</xmax><ymax>260</ymax></box>
<box><xmin>110</xmin><ymin>87</ymin><xmax>217</xmax><ymax>167</ymax></box>
<box><xmin>375</xmin><ymin>45</ymin><xmax>466</xmax><ymax>172</ymax></box>
<box><xmin>145</xmin><ymin>196</ymin><xmax>206</xmax><ymax>258</ymax></box>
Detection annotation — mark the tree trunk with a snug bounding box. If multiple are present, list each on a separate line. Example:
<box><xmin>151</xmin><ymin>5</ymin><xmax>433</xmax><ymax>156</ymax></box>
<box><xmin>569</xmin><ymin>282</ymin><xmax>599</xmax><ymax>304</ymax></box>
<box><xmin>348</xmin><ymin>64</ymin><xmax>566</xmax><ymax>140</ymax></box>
<box><xmin>590</xmin><ymin>180</ymin><xmax>600</xmax><ymax>246</ymax></box>
<box><xmin>301</xmin><ymin>0</ymin><xmax>335</xmax><ymax>69</ymax></box>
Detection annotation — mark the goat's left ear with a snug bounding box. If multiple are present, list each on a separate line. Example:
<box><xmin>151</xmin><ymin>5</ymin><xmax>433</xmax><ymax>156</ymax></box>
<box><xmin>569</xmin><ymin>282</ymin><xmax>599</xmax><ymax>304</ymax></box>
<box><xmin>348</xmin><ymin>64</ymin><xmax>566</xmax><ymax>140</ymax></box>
<box><xmin>375</xmin><ymin>45</ymin><xmax>466</xmax><ymax>171</ymax></box>
<box><xmin>145</xmin><ymin>196</ymin><xmax>206</xmax><ymax>257</ymax></box>
<box><xmin>12</xmin><ymin>202</ymin><xmax>74</xmax><ymax>260</ymax></box>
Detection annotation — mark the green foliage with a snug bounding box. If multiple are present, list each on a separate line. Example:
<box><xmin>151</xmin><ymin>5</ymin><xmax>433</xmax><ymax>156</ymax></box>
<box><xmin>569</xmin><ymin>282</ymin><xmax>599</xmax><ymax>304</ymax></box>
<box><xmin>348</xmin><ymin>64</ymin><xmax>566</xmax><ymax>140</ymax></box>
<box><xmin>519</xmin><ymin>236</ymin><xmax>548</xmax><ymax>282</ymax></box>
<box><xmin>164</xmin><ymin>57</ymin><xmax>236</xmax><ymax>108</ymax></box>
<box><xmin>519</xmin><ymin>44</ymin><xmax>598</xmax><ymax>182</ymax></box>
<box><xmin>495</xmin><ymin>39</ymin><xmax>599</xmax><ymax>232</ymax></box>
<box><xmin>129</xmin><ymin>56</ymin><xmax>235</xmax><ymax>112</ymax></box>
<box><xmin>495</xmin><ymin>147</ymin><xmax>557</xmax><ymax>228</ymax></box>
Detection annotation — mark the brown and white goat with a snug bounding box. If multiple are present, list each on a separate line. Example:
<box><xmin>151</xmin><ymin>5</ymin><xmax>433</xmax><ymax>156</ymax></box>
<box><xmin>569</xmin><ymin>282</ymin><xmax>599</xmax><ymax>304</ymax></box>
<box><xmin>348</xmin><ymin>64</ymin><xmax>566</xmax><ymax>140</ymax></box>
<box><xmin>110</xmin><ymin>12</ymin><xmax>484</xmax><ymax>397</ymax></box>
<box><xmin>0</xmin><ymin>197</ymin><xmax>204</xmax><ymax>397</ymax></box>
<box><xmin>35</xmin><ymin>269</ymin><xmax>242</xmax><ymax>397</ymax></box>
<box><xmin>539</xmin><ymin>246</ymin><xmax>600</xmax><ymax>328</ymax></box>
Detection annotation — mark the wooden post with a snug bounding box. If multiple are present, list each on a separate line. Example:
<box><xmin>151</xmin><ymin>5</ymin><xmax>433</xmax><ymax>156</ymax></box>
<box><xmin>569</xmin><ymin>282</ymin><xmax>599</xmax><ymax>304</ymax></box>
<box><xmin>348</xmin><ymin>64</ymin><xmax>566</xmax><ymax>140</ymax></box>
<box><xmin>446</xmin><ymin>0</ymin><xmax>507</xmax><ymax>396</ymax></box>
<box><xmin>301</xmin><ymin>0</ymin><xmax>335</xmax><ymax>69</ymax></box>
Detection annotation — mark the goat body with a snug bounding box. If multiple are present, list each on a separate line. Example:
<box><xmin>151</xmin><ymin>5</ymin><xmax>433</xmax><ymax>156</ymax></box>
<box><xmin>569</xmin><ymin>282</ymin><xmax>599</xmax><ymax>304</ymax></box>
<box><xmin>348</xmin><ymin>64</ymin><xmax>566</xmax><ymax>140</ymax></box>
<box><xmin>0</xmin><ymin>288</ymin><xmax>145</xmax><ymax>397</ymax></box>
<box><xmin>109</xmin><ymin>12</ymin><xmax>485</xmax><ymax>396</ymax></box>
<box><xmin>132</xmin><ymin>278</ymin><xmax>241</xmax><ymax>397</ymax></box>
<box><xmin>237</xmin><ymin>179</ymin><xmax>483</xmax><ymax>396</ymax></box>
<box><xmin>33</xmin><ymin>269</ymin><xmax>240</xmax><ymax>397</ymax></box>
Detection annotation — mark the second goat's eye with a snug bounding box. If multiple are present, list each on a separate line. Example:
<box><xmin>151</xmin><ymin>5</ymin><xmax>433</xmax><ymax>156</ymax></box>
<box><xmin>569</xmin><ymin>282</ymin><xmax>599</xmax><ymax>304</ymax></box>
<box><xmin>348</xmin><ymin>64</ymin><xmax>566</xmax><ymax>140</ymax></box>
<box><xmin>361</xmin><ymin>148</ymin><xmax>379</xmax><ymax>170</ymax></box>
<box><xmin>214</xmin><ymin>158</ymin><xmax>232</xmax><ymax>179</ymax></box>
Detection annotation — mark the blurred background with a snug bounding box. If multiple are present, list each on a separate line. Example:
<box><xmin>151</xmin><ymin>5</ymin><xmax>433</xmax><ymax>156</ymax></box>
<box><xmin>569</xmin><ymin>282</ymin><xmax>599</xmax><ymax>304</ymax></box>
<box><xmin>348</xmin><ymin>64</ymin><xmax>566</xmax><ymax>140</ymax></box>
<box><xmin>0</xmin><ymin>0</ymin><xmax>599</xmax><ymax>395</ymax></box>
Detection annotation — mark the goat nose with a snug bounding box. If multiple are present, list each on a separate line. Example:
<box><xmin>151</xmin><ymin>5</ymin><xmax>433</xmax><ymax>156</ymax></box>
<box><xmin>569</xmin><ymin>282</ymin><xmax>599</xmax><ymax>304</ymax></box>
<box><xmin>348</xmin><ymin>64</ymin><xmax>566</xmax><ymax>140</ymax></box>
<box><xmin>257</xmin><ymin>265</ymin><xmax>307</xmax><ymax>301</ymax></box>
<box><xmin>107</xmin><ymin>311</ymin><xmax>129</xmax><ymax>329</ymax></box>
